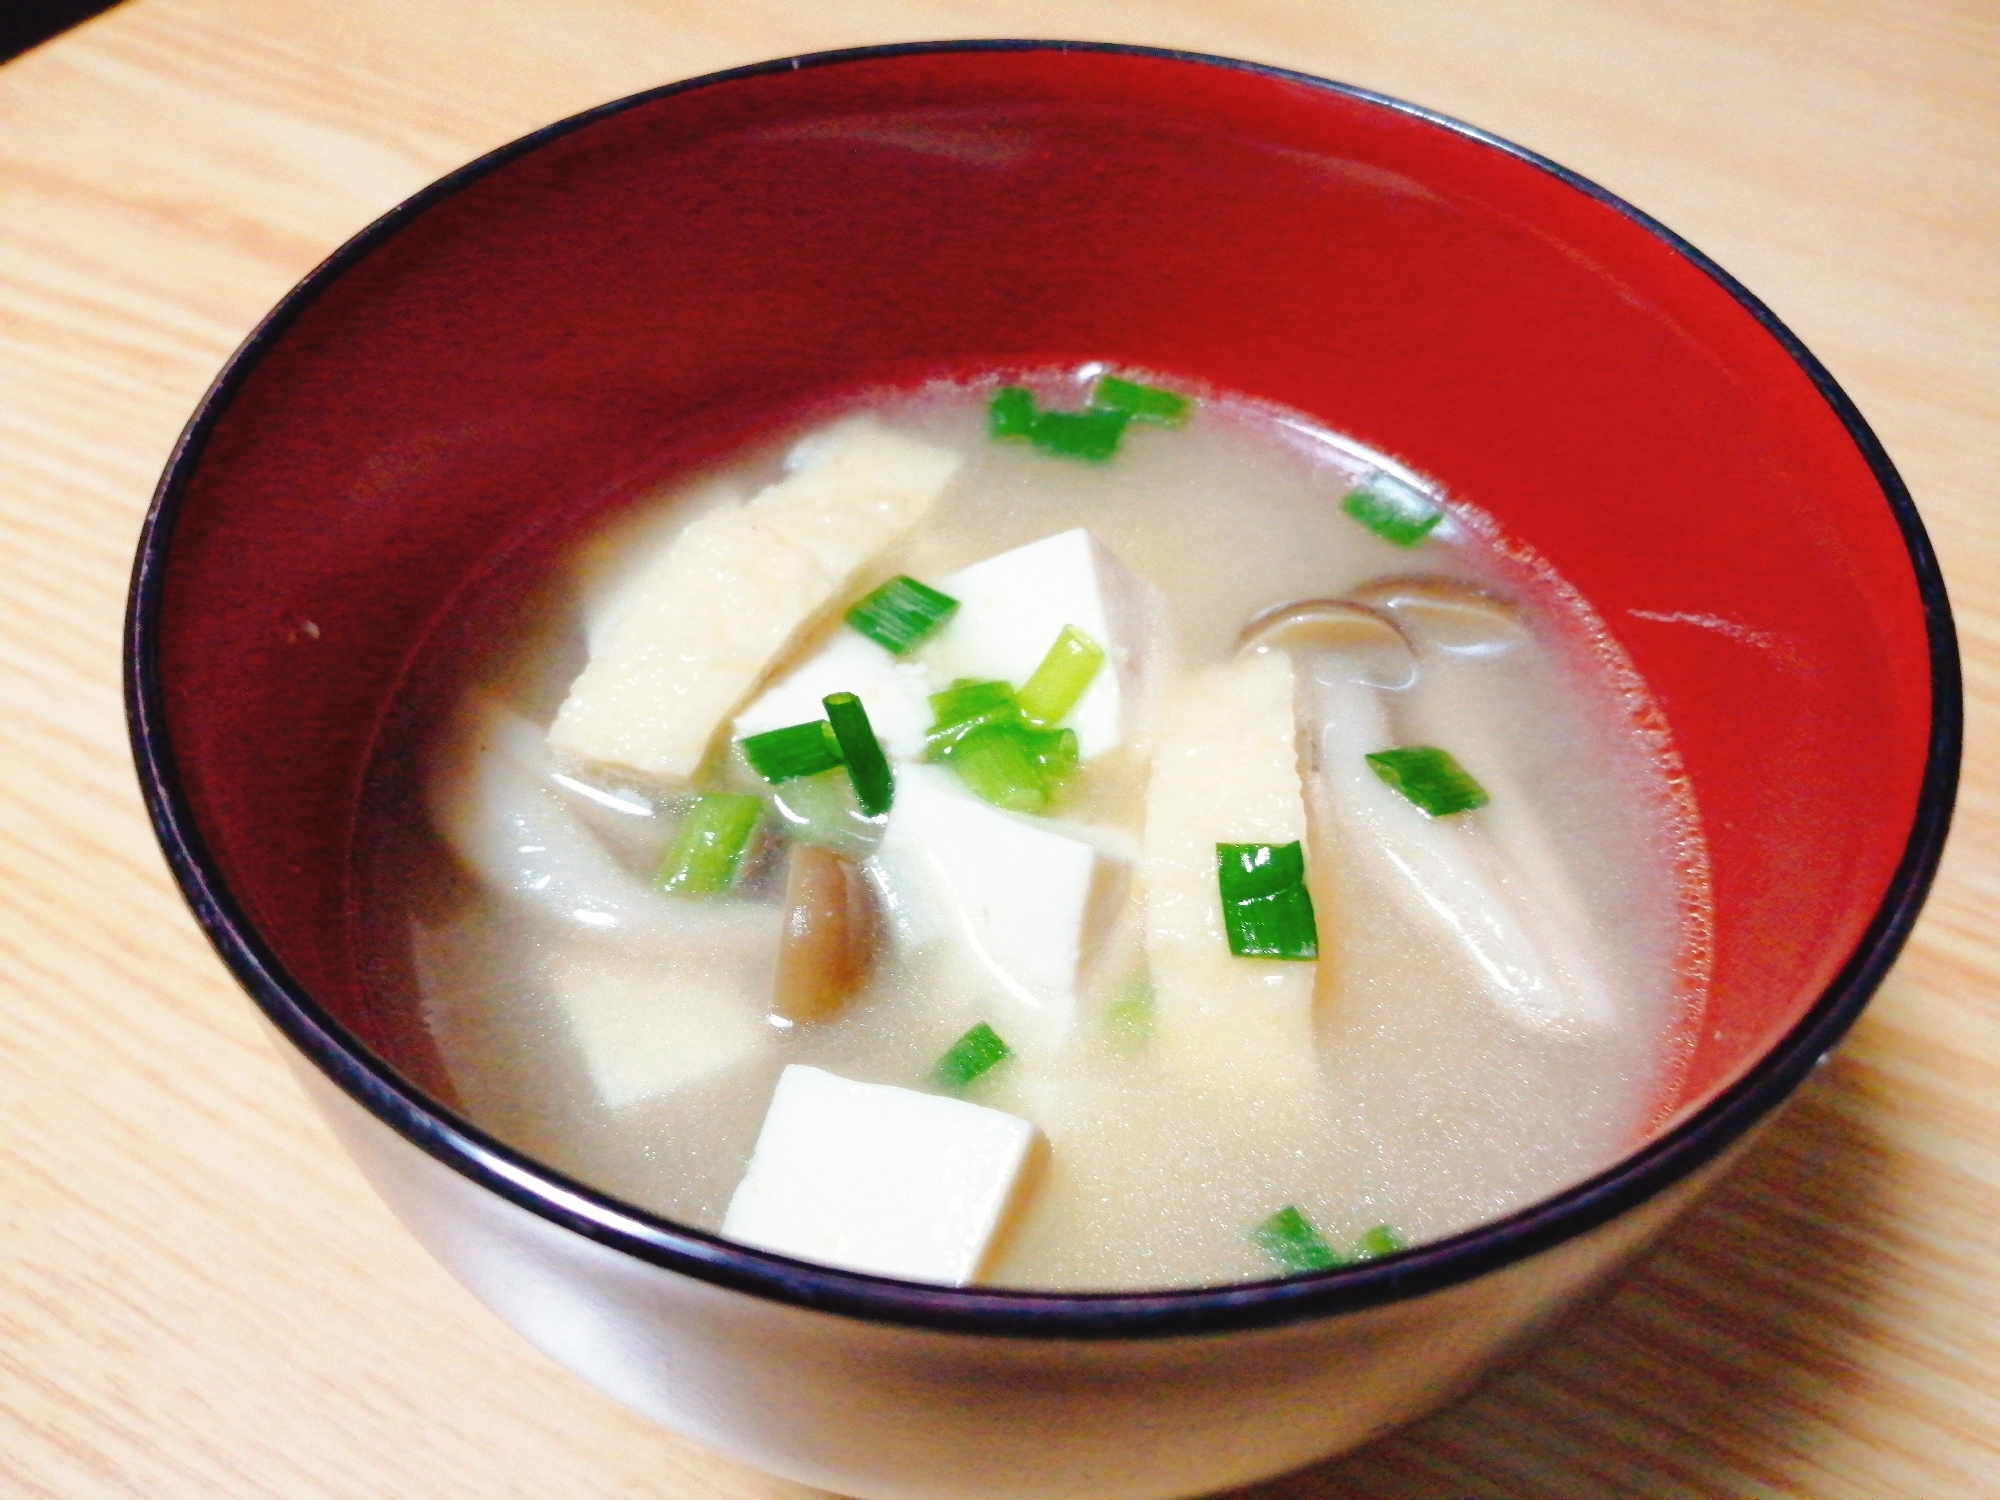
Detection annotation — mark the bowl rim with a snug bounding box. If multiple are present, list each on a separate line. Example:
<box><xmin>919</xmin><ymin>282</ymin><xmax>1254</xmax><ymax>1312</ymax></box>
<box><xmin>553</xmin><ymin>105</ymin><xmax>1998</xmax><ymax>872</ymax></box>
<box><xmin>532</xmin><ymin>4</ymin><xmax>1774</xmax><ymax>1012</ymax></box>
<box><xmin>125</xmin><ymin>38</ymin><xmax>1961</xmax><ymax>1340</ymax></box>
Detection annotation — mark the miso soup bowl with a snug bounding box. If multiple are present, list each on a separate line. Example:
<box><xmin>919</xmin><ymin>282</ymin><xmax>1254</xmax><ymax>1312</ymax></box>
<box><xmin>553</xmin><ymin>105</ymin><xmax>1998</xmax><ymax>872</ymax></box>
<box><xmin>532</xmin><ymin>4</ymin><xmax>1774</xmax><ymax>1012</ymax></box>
<box><xmin>127</xmin><ymin>42</ymin><xmax>1958</xmax><ymax>1500</ymax></box>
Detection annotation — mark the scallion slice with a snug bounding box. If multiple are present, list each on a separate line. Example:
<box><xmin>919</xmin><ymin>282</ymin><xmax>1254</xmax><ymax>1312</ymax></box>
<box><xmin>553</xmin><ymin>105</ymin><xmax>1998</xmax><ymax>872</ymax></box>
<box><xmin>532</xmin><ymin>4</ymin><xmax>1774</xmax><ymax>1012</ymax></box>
<box><xmin>824</xmin><ymin>692</ymin><xmax>893</xmax><ymax>818</ymax></box>
<box><xmin>923</xmin><ymin>679</ymin><xmax>1023</xmax><ymax>758</ymax></box>
<box><xmin>989</xmin><ymin>385</ymin><xmax>1037</xmax><ymax>440</ymax></box>
<box><xmin>923</xmin><ymin>680</ymin><xmax>1078</xmax><ymax>811</ymax></box>
<box><xmin>940</xmin><ymin>723</ymin><xmax>1053</xmax><ymax>813</ymax></box>
<box><xmin>1216</xmin><ymin>842</ymin><xmax>1319</xmax><ymax>960</ymax></box>
<box><xmin>1354</xmin><ymin>1225</ymin><xmax>1406</xmax><ymax>1260</ymax></box>
<box><xmin>1105</xmin><ymin>973</ymin><xmax>1154</xmax><ymax>1049</ymax></box>
<box><xmin>1091</xmin><ymin>374</ymin><xmax>1192</xmax><ymax>427</ymax></box>
<box><xmin>1016</xmin><ymin>625</ymin><xmax>1105</xmax><ymax>727</ymax></box>
<box><xmin>846</xmin><ymin>575</ymin><xmax>960</xmax><ymax>654</ymax></box>
<box><xmin>1030</xmin><ymin>407</ymin><xmax>1130</xmax><ymax>462</ymax></box>
<box><xmin>1020</xmin><ymin>724</ymin><xmax>1079</xmax><ymax>781</ymax></box>
<box><xmin>1365</xmin><ymin>746</ymin><xmax>1489</xmax><ymax>816</ymax></box>
<box><xmin>657</xmin><ymin>793</ymin><xmax>764</xmax><ymax>896</ymax></box>
<box><xmin>741</xmin><ymin>719</ymin><xmax>843</xmax><ymax>783</ymax></box>
<box><xmin>933</xmin><ymin>1022</ymin><xmax>1012</xmax><ymax>1091</ymax></box>
<box><xmin>1252</xmin><ymin>1205</ymin><xmax>1342</xmax><ymax>1274</ymax></box>
<box><xmin>1341</xmin><ymin>473</ymin><xmax>1443</xmax><ymax>547</ymax></box>
<box><xmin>991</xmin><ymin>381</ymin><xmax>1147</xmax><ymax>461</ymax></box>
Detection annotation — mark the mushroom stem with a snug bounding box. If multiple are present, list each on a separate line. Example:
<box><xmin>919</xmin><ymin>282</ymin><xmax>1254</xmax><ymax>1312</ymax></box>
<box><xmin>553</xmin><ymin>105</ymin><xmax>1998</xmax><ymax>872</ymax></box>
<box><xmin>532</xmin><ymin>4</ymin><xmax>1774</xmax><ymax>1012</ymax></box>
<box><xmin>1234</xmin><ymin>590</ymin><xmax>1612</xmax><ymax>1034</ymax></box>
<box><xmin>1355</xmin><ymin>573</ymin><xmax>1613</xmax><ymax>1025</ymax></box>
<box><xmin>1378</xmin><ymin>649</ymin><xmax>1616</xmax><ymax>1034</ymax></box>
<box><xmin>1303</xmin><ymin>674</ymin><xmax>1612</xmax><ymax>1032</ymax></box>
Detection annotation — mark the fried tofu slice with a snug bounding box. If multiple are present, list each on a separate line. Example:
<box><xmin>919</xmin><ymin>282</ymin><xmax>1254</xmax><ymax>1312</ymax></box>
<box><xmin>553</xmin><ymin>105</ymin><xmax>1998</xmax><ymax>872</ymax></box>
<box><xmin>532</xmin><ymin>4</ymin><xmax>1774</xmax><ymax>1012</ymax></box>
<box><xmin>1142</xmin><ymin>652</ymin><xmax>1320</xmax><ymax>1092</ymax></box>
<box><xmin>548</xmin><ymin>418</ymin><xmax>961</xmax><ymax>779</ymax></box>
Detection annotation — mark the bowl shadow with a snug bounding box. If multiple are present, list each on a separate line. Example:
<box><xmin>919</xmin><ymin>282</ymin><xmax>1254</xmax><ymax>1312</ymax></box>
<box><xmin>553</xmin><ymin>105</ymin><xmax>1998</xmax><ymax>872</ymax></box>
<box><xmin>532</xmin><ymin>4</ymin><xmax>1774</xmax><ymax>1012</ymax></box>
<box><xmin>1230</xmin><ymin>1044</ymin><xmax>1899</xmax><ymax>1499</ymax></box>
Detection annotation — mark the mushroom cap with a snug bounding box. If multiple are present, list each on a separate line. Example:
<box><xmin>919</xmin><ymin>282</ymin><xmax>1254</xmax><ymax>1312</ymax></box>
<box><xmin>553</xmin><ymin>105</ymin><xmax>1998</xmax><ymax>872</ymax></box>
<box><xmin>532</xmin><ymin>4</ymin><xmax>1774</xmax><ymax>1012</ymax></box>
<box><xmin>1349</xmin><ymin>575</ymin><xmax>1527</xmax><ymax>655</ymax></box>
<box><xmin>770</xmin><ymin>843</ymin><xmax>882</xmax><ymax>1024</ymax></box>
<box><xmin>1236</xmin><ymin>599</ymin><xmax>1418</xmax><ymax>688</ymax></box>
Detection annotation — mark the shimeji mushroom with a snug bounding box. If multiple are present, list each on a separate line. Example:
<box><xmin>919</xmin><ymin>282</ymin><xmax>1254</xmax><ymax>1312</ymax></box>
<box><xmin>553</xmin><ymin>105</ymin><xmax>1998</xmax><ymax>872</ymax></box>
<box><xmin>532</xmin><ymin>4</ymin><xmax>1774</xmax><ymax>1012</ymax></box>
<box><xmin>426</xmin><ymin>700</ymin><xmax>781</xmax><ymax>1111</ymax></box>
<box><xmin>770</xmin><ymin>843</ymin><xmax>883</xmax><ymax>1024</ymax></box>
<box><xmin>1354</xmin><ymin>575</ymin><xmax>1616</xmax><ymax>1032</ymax></box>
<box><xmin>1236</xmin><ymin>597</ymin><xmax>1418</xmax><ymax>689</ymax></box>
<box><xmin>1349</xmin><ymin>575</ymin><xmax>1528</xmax><ymax>656</ymax></box>
<box><xmin>434</xmin><ymin>700</ymin><xmax>778</xmax><ymax>947</ymax></box>
<box><xmin>1241</xmin><ymin>595</ymin><xmax>1613</xmax><ymax>1033</ymax></box>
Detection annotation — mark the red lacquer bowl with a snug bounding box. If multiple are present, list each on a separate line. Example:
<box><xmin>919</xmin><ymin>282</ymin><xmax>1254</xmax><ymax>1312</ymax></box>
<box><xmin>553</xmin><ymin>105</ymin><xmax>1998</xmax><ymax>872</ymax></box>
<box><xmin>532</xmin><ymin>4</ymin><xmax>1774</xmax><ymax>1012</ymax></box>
<box><xmin>127</xmin><ymin>43</ymin><xmax>1957</xmax><ymax>1500</ymax></box>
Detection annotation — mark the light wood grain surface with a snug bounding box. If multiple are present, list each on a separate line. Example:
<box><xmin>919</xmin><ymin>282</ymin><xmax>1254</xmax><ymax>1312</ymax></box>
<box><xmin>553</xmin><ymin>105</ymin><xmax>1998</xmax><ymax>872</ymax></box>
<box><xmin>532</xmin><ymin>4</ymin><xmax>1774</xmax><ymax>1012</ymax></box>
<box><xmin>2</xmin><ymin>2</ymin><xmax>1994</xmax><ymax>1496</ymax></box>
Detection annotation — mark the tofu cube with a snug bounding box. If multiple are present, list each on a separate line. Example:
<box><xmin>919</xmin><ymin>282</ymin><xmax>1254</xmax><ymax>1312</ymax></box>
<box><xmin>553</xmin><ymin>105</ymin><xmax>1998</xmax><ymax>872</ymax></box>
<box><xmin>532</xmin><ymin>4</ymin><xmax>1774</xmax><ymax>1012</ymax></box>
<box><xmin>548</xmin><ymin>419</ymin><xmax>960</xmax><ymax>779</ymax></box>
<box><xmin>545</xmin><ymin>944</ymin><xmax>770</xmax><ymax>1110</ymax></box>
<box><xmin>928</xmin><ymin>529</ymin><xmax>1161</xmax><ymax>759</ymax></box>
<box><xmin>733</xmin><ymin>627</ymin><xmax>938</xmax><ymax>764</ymax></box>
<box><xmin>876</xmin><ymin>765</ymin><xmax>1129</xmax><ymax>1055</ymax></box>
<box><xmin>1143</xmin><ymin>652</ymin><xmax>1320</xmax><ymax>1090</ymax></box>
<box><xmin>722</xmin><ymin>1065</ymin><xmax>1041</xmax><ymax>1285</ymax></box>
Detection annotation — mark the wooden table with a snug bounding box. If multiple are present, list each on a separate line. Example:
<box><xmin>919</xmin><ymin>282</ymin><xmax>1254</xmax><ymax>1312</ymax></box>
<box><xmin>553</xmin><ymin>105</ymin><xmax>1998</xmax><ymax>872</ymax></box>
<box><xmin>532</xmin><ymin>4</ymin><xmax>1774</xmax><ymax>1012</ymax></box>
<box><xmin>3</xmin><ymin>2</ymin><xmax>1994</xmax><ymax>1494</ymax></box>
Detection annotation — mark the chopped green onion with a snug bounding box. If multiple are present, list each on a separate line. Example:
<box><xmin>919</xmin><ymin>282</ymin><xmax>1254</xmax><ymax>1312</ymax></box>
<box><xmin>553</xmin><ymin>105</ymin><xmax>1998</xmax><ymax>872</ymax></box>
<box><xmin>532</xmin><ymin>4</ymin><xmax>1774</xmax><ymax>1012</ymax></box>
<box><xmin>1341</xmin><ymin>473</ymin><xmax>1443</xmax><ymax>547</ymax></box>
<box><xmin>990</xmin><ymin>382</ymin><xmax>1145</xmax><ymax>462</ymax></box>
<box><xmin>823</xmin><ymin>692</ymin><xmax>893</xmax><ymax>818</ymax></box>
<box><xmin>1216</xmin><ymin>842</ymin><xmax>1319</xmax><ymax>960</ymax></box>
<box><xmin>1091</xmin><ymin>374</ymin><xmax>1193</xmax><ymax>427</ymax></box>
<box><xmin>740</xmin><ymin>719</ymin><xmax>843</xmax><ymax>783</ymax></box>
<box><xmin>939</xmin><ymin>723</ymin><xmax>1053</xmax><ymax>813</ymax></box>
<box><xmin>933</xmin><ymin>1022</ymin><xmax>1012</xmax><ymax>1091</ymax></box>
<box><xmin>1016</xmin><ymin>625</ymin><xmax>1106</xmax><ymax>727</ymax></box>
<box><xmin>1030</xmin><ymin>407</ymin><xmax>1130</xmax><ymax>462</ymax></box>
<box><xmin>846</xmin><ymin>575</ymin><xmax>960</xmax><ymax>654</ymax></box>
<box><xmin>1354</xmin><ymin>1225</ymin><xmax>1407</xmax><ymax>1261</ymax></box>
<box><xmin>989</xmin><ymin>385</ymin><xmax>1037</xmax><ymax>440</ymax></box>
<box><xmin>1105</xmin><ymin>972</ymin><xmax>1154</xmax><ymax>1049</ymax></box>
<box><xmin>923</xmin><ymin>679</ymin><xmax>1079</xmax><ymax>811</ymax></box>
<box><xmin>931</xmin><ymin>720</ymin><xmax>1078</xmax><ymax>812</ymax></box>
<box><xmin>1252</xmin><ymin>1205</ymin><xmax>1342</xmax><ymax>1274</ymax></box>
<box><xmin>1021</xmin><ymin>724</ymin><xmax>1079</xmax><ymax>782</ymax></box>
<box><xmin>1365</xmin><ymin>746</ymin><xmax>1489</xmax><ymax>816</ymax></box>
<box><xmin>931</xmin><ymin>678</ymin><xmax>1020</xmax><ymax>719</ymax></box>
<box><xmin>657</xmin><ymin>793</ymin><xmax>764</xmax><ymax>896</ymax></box>
<box><xmin>923</xmin><ymin>679</ymin><xmax>1023</xmax><ymax>758</ymax></box>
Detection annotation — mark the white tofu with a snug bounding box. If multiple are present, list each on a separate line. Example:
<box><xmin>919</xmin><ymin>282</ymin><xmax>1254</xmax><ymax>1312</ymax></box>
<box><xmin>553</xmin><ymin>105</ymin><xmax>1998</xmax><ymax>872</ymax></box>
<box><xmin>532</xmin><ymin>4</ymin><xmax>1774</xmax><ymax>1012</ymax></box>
<box><xmin>928</xmin><ymin>528</ymin><xmax>1161</xmax><ymax>760</ymax></box>
<box><xmin>733</xmin><ymin>627</ymin><xmax>938</xmax><ymax>763</ymax></box>
<box><xmin>1142</xmin><ymin>653</ymin><xmax>1320</xmax><ymax>1091</ymax></box>
<box><xmin>545</xmin><ymin>944</ymin><xmax>770</xmax><ymax>1110</ymax></box>
<box><xmin>875</xmin><ymin>765</ymin><xmax>1129</xmax><ymax>1056</ymax></box>
<box><xmin>548</xmin><ymin>419</ymin><xmax>961</xmax><ymax>779</ymax></box>
<box><xmin>722</xmin><ymin>1065</ymin><xmax>1040</xmax><ymax>1285</ymax></box>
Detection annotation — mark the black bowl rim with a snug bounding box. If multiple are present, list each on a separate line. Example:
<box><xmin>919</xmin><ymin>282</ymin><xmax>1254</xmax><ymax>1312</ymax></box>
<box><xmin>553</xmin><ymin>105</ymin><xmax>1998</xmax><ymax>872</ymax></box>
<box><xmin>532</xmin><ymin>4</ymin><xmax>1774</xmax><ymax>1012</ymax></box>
<box><xmin>125</xmin><ymin>38</ymin><xmax>1960</xmax><ymax>1340</ymax></box>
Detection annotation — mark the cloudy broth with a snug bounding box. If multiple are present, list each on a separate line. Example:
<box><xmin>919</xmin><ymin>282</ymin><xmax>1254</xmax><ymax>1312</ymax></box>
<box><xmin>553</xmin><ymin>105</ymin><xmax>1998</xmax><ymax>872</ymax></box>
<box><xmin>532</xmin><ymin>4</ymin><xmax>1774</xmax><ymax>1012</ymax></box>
<box><xmin>355</xmin><ymin>370</ymin><xmax>1706</xmax><ymax>1291</ymax></box>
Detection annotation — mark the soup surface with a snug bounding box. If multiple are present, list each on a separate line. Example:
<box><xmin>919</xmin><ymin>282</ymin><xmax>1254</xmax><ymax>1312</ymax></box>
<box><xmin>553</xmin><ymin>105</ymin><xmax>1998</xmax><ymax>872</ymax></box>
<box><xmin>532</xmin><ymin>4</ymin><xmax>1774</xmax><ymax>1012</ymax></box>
<box><xmin>356</xmin><ymin>368</ymin><xmax>1707</xmax><ymax>1291</ymax></box>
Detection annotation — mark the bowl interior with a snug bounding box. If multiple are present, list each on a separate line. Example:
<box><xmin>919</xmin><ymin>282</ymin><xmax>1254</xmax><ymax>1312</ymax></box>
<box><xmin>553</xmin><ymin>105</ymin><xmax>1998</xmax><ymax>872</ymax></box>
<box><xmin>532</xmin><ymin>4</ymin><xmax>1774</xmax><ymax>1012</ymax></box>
<box><xmin>141</xmin><ymin>48</ymin><xmax>1936</xmax><ymax>1253</ymax></box>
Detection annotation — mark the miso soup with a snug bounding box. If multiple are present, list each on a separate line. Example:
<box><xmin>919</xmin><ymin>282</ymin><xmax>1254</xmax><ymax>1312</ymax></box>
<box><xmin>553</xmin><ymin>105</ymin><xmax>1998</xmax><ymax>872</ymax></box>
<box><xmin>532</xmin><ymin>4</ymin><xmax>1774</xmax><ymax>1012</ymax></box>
<box><xmin>355</xmin><ymin>368</ymin><xmax>1707</xmax><ymax>1291</ymax></box>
